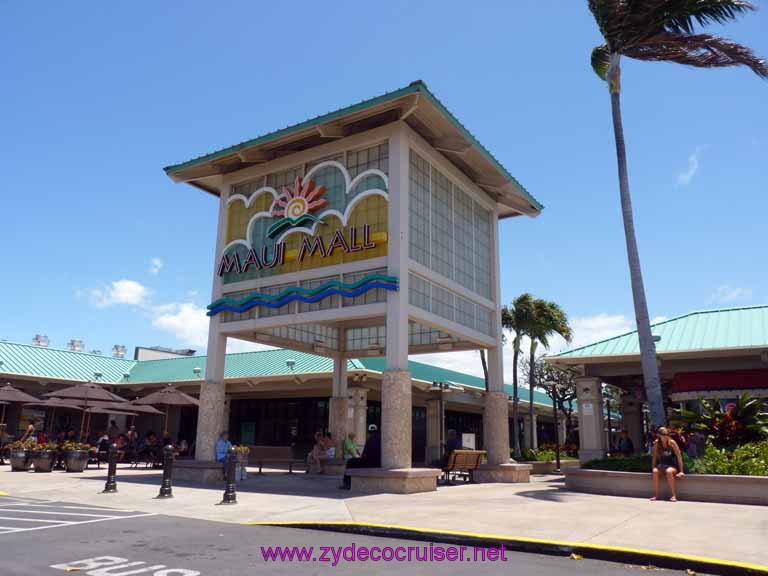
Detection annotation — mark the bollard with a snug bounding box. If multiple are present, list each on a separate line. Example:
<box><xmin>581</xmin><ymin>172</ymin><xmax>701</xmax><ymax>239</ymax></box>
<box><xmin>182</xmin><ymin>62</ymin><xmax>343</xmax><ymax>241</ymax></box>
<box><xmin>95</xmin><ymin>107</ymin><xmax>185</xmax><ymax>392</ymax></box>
<box><xmin>102</xmin><ymin>443</ymin><xmax>118</xmax><ymax>493</ymax></box>
<box><xmin>157</xmin><ymin>444</ymin><xmax>174</xmax><ymax>499</ymax></box>
<box><xmin>220</xmin><ymin>447</ymin><xmax>237</xmax><ymax>505</ymax></box>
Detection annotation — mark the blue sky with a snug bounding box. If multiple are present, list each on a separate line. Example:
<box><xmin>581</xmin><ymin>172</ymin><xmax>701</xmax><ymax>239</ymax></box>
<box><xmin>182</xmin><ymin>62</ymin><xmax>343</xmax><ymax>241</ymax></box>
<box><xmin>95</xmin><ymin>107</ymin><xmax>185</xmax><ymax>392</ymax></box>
<box><xmin>1</xmin><ymin>1</ymin><xmax>766</xmax><ymax>374</ymax></box>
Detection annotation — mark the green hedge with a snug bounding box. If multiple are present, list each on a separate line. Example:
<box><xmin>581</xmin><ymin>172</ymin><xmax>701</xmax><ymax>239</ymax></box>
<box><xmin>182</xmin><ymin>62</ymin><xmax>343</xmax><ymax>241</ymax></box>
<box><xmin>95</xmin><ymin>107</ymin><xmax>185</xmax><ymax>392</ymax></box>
<box><xmin>583</xmin><ymin>441</ymin><xmax>768</xmax><ymax>476</ymax></box>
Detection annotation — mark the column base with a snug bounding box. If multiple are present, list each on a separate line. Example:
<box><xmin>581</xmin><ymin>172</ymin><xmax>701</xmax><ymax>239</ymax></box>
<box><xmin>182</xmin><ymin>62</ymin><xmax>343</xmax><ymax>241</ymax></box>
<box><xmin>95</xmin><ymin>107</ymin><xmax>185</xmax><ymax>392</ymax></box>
<box><xmin>472</xmin><ymin>463</ymin><xmax>532</xmax><ymax>484</ymax></box>
<box><xmin>579</xmin><ymin>449</ymin><xmax>605</xmax><ymax>464</ymax></box>
<box><xmin>348</xmin><ymin>468</ymin><xmax>441</xmax><ymax>494</ymax></box>
<box><xmin>174</xmin><ymin>460</ymin><xmax>224</xmax><ymax>483</ymax></box>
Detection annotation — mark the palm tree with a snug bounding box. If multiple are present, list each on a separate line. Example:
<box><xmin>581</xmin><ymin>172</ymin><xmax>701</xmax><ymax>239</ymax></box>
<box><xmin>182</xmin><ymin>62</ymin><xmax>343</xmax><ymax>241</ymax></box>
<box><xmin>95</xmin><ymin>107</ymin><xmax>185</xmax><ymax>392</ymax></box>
<box><xmin>588</xmin><ymin>0</ymin><xmax>767</xmax><ymax>426</ymax></box>
<box><xmin>502</xmin><ymin>293</ymin><xmax>535</xmax><ymax>457</ymax></box>
<box><xmin>527</xmin><ymin>299</ymin><xmax>572</xmax><ymax>452</ymax></box>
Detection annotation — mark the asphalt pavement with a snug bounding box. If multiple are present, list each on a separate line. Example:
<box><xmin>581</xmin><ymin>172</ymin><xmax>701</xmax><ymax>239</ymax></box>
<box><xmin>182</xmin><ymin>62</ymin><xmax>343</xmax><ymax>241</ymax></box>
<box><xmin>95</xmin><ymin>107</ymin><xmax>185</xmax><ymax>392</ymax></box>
<box><xmin>0</xmin><ymin>496</ymin><xmax>700</xmax><ymax>575</ymax></box>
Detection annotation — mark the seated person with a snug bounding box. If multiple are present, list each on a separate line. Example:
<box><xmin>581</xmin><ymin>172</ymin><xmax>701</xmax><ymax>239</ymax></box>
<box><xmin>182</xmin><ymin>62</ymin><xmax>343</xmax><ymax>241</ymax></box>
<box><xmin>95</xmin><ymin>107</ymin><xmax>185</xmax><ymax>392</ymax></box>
<box><xmin>177</xmin><ymin>438</ymin><xmax>189</xmax><ymax>458</ymax></box>
<box><xmin>215</xmin><ymin>431</ymin><xmax>232</xmax><ymax>467</ymax></box>
<box><xmin>340</xmin><ymin>424</ymin><xmax>381</xmax><ymax>490</ymax></box>
<box><xmin>342</xmin><ymin>432</ymin><xmax>360</xmax><ymax>460</ymax></box>
<box><xmin>307</xmin><ymin>431</ymin><xmax>329</xmax><ymax>474</ymax></box>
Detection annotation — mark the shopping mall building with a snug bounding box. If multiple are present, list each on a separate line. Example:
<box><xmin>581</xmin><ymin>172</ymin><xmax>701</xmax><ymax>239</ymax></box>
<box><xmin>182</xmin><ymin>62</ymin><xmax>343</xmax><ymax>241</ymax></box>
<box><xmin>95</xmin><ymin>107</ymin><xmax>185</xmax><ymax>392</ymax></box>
<box><xmin>1</xmin><ymin>82</ymin><xmax>551</xmax><ymax>492</ymax></box>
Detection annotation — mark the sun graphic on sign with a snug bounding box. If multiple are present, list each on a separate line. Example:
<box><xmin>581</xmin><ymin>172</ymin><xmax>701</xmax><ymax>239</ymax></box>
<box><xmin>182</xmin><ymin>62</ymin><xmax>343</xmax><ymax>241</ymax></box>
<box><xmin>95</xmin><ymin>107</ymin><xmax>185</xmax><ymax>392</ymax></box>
<box><xmin>267</xmin><ymin>176</ymin><xmax>328</xmax><ymax>238</ymax></box>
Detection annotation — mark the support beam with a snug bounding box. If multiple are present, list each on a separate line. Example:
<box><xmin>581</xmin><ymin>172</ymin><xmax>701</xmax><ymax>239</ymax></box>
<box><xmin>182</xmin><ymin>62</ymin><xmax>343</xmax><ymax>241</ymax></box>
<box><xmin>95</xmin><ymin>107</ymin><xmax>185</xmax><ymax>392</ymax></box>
<box><xmin>433</xmin><ymin>136</ymin><xmax>471</xmax><ymax>155</ymax></box>
<box><xmin>399</xmin><ymin>94</ymin><xmax>420</xmax><ymax>120</ymax></box>
<box><xmin>316</xmin><ymin>123</ymin><xmax>347</xmax><ymax>139</ymax></box>
<box><xmin>237</xmin><ymin>149</ymin><xmax>274</xmax><ymax>163</ymax></box>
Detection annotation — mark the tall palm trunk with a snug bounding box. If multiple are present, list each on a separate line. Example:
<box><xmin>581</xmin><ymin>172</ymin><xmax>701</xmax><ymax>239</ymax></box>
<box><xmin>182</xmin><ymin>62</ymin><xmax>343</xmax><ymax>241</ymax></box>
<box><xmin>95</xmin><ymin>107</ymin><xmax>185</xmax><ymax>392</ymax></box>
<box><xmin>608</xmin><ymin>55</ymin><xmax>666</xmax><ymax>427</ymax></box>
<box><xmin>479</xmin><ymin>349</ymin><xmax>489</xmax><ymax>391</ymax></box>
<box><xmin>512</xmin><ymin>338</ymin><xmax>521</xmax><ymax>457</ymax></box>
<box><xmin>528</xmin><ymin>341</ymin><xmax>537</xmax><ymax>451</ymax></box>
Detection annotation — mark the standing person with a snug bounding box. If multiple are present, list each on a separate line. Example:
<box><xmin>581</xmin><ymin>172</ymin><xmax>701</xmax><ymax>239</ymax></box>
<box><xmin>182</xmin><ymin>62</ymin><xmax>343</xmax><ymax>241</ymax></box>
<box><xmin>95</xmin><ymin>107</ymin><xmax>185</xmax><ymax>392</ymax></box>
<box><xmin>108</xmin><ymin>420</ymin><xmax>121</xmax><ymax>441</ymax></box>
<box><xmin>651</xmin><ymin>427</ymin><xmax>685</xmax><ymax>502</ymax></box>
<box><xmin>215</xmin><ymin>431</ymin><xmax>232</xmax><ymax>469</ymax></box>
<box><xmin>340</xmin><ymin>424</ymin><xmax>381</xmax><ymax>490</ymax></box>
<box><xmin>20</xmin><ymin>424</ymin><xmax>36</xmax><ymax>444</ymax></box>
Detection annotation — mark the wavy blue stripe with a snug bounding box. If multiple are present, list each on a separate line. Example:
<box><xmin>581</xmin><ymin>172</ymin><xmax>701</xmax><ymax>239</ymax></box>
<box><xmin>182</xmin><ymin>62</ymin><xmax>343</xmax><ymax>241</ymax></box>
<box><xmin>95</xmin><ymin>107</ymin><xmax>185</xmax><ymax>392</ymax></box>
<box><xmin>207</xmin><ymin>280</ymin><xmax>398</xmax><ymax>316</ymax></box>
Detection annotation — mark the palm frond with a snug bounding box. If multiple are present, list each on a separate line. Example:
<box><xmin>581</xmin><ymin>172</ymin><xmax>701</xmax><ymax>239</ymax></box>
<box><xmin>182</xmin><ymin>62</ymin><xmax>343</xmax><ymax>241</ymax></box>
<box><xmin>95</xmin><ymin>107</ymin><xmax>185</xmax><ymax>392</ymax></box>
<box><xmin>591</xmin><ymin>44</ymin><xmax>611</xmax><ymax>80</ymax></box>
<box><xmin>624</xmin><ymin>32</ymin><xmax>768</xmax><ymax>77</ymax></box>
<box><xmin>652</xmin><ymin>0</ymin><xmax>759</xmax><ymax>34</ymax></box>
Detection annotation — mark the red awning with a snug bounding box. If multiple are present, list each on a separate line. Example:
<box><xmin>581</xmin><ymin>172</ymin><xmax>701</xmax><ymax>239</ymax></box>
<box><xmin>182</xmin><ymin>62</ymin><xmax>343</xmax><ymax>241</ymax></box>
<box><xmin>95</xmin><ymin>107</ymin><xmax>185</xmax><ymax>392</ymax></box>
<box><xmin>671</xmin><ymin>369</ymin><xmax>768</xmax><ymax>393</ymax></box>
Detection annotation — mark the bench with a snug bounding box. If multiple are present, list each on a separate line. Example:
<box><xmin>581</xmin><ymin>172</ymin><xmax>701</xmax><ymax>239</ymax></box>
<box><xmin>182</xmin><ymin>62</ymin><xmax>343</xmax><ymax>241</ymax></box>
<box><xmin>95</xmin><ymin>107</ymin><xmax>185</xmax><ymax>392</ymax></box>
<box><xmin>441</xmin><ymin>449</ymin><xmax>486</xmax><ymax>484</ymax></box>
<box><xmin>248</xmin><ymin>445</ymin><xmax>303</xmax><ymax>474</ymax></box>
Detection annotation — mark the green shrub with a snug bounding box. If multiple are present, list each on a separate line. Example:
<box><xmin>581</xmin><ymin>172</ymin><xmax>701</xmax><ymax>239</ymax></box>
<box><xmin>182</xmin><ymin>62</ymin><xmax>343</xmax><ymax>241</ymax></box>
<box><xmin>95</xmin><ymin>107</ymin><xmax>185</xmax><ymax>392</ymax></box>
<box><xmin>689</xmin><ymin>441</ymin><xmax>768</xmax><ymax>476</ymax></box>
<box><xmin>535</xmin><ymin>448</ymin><xmax>556</xmax><ymax>462</ymax></box>
<box><xmin>583</xmin><ymin>453</ymin><xmax>695</xmax><ymax>473</ymax></box>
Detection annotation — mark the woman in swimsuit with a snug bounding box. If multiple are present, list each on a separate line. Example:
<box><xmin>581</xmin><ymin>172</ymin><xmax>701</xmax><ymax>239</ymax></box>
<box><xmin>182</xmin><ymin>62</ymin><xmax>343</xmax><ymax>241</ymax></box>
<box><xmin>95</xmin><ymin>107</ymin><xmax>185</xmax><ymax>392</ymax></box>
<box><xmin>651</xmin><ymin>427</ymin><xmax>685</xmax><ymax>501</ymax></box>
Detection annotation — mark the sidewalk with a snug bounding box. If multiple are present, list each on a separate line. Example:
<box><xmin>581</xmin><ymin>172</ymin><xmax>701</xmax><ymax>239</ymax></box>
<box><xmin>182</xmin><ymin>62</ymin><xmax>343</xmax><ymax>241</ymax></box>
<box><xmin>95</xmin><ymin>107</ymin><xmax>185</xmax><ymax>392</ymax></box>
<box><xmin>2</xmin><ymin>466</ymin><xmax>766</xmax><ymax>568</ymax></box>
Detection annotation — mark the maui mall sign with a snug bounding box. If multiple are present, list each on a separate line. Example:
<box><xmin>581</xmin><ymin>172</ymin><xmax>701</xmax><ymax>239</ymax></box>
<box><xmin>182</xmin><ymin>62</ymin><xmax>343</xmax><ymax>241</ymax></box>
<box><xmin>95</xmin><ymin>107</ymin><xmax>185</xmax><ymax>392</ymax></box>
<box><xmin>207</xmin><ymin>161</ymin><xmax>398</xmax><ymax>317</ymax></box>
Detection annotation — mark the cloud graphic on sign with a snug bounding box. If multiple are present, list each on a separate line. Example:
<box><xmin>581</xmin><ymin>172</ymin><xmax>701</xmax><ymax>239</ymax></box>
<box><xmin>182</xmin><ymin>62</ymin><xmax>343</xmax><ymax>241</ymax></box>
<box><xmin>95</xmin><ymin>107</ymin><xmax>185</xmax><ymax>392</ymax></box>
<box><xmin>222</xmin><ymin>160</ymin><xmax>388</xmax><ymax>254</ymax></box>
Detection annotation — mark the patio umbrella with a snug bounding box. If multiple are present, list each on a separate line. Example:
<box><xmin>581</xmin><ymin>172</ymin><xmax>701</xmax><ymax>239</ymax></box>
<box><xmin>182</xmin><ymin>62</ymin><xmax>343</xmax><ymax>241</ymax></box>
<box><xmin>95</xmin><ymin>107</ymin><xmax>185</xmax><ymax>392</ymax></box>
<box><xmin>89</xmin><ymin>400</ymin><xmax>163</xmax><ymax>429</ymax></box>
<box><xmin>134</xmin><ymin>384</ymin><xmax>199</xmax><ymax>434</ymax></box>
<box><xmin>23</xmin><ymin>397</ymin><xmax>84</xmax><ymax>434</ymax></box>
<box><xmin>44</xmin><ymin>382</ymin><xmax>128</xmax><ymax>439</ymax></box>
<box><xmin>0</xmin><ymin>383</ymin><xmax>40</xmax><ymax>436</ymax></box>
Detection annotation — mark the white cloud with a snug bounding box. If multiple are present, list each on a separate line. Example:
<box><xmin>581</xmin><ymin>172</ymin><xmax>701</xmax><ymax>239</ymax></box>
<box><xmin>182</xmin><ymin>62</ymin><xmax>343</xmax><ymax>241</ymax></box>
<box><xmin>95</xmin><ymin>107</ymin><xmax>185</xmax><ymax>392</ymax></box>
<box><xmin>90</xmin><ymin>280</ymin><xmax>150</xmax><ymax>308</ymax></box>
<box><xmin>151</xmin><ymin>302</ymin><xmax>209</xmax><ymax>347</ymax></box>
<box><xmin>148</xmin><ymin>257</ymin><xmax>164</xmax><ymax>275</ymax></box>
<box><xmin>711</xmin><ymin>284</ymin><xmax>752</xmax><ymax>304</ymax></box>
<box><xmin>677</xmin><ymin>147</ymin><xmax>704</xmax><ymax>186</ymax></box>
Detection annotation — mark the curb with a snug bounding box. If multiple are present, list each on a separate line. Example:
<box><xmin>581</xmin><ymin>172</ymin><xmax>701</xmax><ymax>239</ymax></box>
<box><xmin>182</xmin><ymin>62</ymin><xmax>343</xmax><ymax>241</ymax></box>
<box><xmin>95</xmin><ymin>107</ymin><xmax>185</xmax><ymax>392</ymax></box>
<box><xmin>250</xmin><ymin>521</ymin><xmax>768</xmax><ymax>576</ymax></box>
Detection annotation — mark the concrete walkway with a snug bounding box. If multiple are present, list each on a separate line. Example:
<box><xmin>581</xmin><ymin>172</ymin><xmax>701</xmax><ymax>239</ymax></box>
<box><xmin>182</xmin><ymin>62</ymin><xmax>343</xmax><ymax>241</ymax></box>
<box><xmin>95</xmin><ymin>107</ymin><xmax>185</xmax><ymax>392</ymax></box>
<box><xmin>2</xmin><ymin>465</ymin><xmax>766</xmax><ymax>567</ymax></box>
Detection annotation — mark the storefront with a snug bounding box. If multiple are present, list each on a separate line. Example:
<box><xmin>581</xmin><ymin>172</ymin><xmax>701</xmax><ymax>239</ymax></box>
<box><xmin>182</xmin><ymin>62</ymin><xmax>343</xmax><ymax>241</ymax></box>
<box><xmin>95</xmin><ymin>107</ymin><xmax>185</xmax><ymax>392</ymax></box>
<box><xmin>163</xmin><ymin>81</ymin><xmax>543</xmax><ymax>491</ymax></box>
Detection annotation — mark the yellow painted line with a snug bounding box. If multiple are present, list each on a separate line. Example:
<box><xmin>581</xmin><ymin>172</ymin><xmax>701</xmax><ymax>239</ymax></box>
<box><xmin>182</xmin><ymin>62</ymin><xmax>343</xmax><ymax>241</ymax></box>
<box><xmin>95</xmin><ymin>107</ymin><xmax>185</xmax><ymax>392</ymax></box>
<box><xmin>0</xmin><ymin>492</ymin><xmax>8</xmax><ymax>497</ymax></box>
<box><xmin>248</xmin><ymin>520</ymin><xmax>768</xmax><ymax>574</ymax></box>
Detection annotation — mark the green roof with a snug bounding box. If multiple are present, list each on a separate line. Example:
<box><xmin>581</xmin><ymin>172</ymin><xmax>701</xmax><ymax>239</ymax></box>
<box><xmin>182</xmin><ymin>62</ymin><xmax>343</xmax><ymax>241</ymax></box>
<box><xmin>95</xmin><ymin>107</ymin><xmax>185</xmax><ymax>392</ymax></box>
<box><xmin>0</xmin><ymin>340</ymin><xmax>552</xmax><ymax>406</ymax></box>
<box><xmin>553</xmin><ymin>305</ymin><xmax>768</xmax><ymax>360</ymax></box>
<box><xmin>0</xmin><ymin>341</ymin><xmax>135</xmax><ymax>384</ymax></box>
<box><xmin>356</xmin><ymin>357</ymin><xmax>553</xmax><ymax>406</ymax></box>
<box><xmin>163</xmin><ymin>80</ymin><xmax>542</xmax><ymax>211</ymax></box>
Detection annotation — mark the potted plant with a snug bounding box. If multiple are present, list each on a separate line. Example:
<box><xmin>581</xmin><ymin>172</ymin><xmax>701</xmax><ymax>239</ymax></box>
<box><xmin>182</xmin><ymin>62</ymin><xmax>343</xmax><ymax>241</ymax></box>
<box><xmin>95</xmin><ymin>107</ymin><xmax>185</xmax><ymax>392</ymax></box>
<box><xmin>30</xmin><ymin>441</ymin><xmax>58</xmax><ymax>472</ymax></box>
<box><xmin>62</xmin><ymin>441</ymin><xmax>91</xmax><ymax>473</ymax></box>
<box><xmin>8</xmin><ymin>440</ymin><xmax>34</xmax><ymax>471</ymax></box>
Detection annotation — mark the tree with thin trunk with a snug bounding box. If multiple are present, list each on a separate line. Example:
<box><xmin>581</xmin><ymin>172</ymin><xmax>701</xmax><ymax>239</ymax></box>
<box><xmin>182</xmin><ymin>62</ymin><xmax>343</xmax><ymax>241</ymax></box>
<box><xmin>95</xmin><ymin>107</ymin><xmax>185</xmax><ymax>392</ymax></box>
<box><xmin>526</xmin><ymin>299</ymin><xmax>572</xmax><ymax>452</ymax></box>
<box><xmin>502</xmin><ymin>294</ymin><xmax>535</xmax><ymax>458</ymax></box>
<box><xmin>588</xmin><ymin>0</ymin><xmax>767</xmax><ymax>426</ymax></box>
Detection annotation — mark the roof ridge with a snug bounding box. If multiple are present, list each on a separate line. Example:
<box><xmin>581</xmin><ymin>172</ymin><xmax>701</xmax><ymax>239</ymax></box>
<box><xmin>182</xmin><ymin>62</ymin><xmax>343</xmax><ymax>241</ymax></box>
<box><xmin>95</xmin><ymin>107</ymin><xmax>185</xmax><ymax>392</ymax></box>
<box><xmin>0</xmin><ymin>339</ymin><xmax>135</xmax><ymax>363</ymax></box>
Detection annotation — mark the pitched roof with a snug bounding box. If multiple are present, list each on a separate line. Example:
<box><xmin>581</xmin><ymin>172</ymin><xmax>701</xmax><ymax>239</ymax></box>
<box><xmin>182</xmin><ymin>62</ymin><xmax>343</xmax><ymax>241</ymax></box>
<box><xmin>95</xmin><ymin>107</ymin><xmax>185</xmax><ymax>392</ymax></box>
<box><xmin>163</xmin><ymin>80</ymin><xmax>542</xmax><ymax>217</ymax></box>
<box><xmin>0</xmin><ymin>340</ymin><xmax>135</xmax><ymax>384</ymax></box>
<box><xmin>355</xmin><ymin>357</ymin><xmax>552</xmax><ymax>406</ymax></box>
<box><xmin>0</xmin><ymin>340</ymin><xmax>552</xmax><ymax>406</ymax></box>
<box><xmin>551</xmin><ymin>305</ymin><xmax>768</xmax><ymax>361</ymax></box>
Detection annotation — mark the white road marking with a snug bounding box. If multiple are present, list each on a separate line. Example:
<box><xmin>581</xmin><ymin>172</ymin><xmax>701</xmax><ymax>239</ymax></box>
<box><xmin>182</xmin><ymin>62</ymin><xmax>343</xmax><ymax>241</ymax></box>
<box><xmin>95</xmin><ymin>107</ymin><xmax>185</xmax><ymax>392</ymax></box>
<box><xmin>0</xmin><ymin>503</ymin><xmax>134</xmax><ymax>512</ymax></box>
<box><xmin>0</xmin><ymin>516</ymin><xmax>74</xmax><ymax>523</ymax></box>
<box><xmin>0</xmin><ymin>508</ymin><xmax>133</xmax><ymax>517</ymax></box>
<box><xmin>0</xmin><ymin>497</ymin><xmax>156</xmax><ymax>536</ymax></box>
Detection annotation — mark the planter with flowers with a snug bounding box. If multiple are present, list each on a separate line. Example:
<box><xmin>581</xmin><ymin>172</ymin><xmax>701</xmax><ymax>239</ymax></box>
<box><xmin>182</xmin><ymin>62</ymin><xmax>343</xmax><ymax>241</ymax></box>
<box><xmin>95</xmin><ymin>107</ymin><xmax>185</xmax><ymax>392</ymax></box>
<box><xmin>62</xmin><ymin>441</ymin><xmax>91</xmax><ymax>472</ymax></box>
<box><xmin>8</xmin><ymin>440</ymin><xmax>34</xmax><ymax>471</ymax></box>
<box><xmin>30</xmin><ymin>442</ymin><xmax>59</xmax><ymax>472</ymax></box>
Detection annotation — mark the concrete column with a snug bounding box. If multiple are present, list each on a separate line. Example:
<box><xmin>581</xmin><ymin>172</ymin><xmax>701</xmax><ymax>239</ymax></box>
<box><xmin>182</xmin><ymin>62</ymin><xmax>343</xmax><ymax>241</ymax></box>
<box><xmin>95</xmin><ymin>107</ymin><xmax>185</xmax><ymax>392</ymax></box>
<box><xmin>559</xmin><ymin>418</ymin><xmax>567</xmax><ymax>446</ymax></box>
<box><xmin>329</xmin><ymin>357</ymin><xmax>349</xmax><ymax>457</ymax></box>
<box><xmin>380</xmin><ymin>126</ymin><xmax>411</xmax><ymax>470</ymax></box>
<box><xmin>195</xmin><ymin>331</ymin><xmax>227</xmax><ymax>461</ymax></box>
<box><xmin>576</xmin><ymin>377</ymin><xmax>606</xmax><ymax>463</ymax></box>
<box><xmin>425</xmin><ymin>398</ymin><xmax>442</xmax><ymax>465</ymax></box>
<box><xmin>483</xmin><ymin>346</ymin><xmax>510</xmax><ymax>466</ymax></box>
<box><xmin>620</xmin><ymin>394</ymin><xmax>644</xmax><ymax>455</ymax></box>
<box><xmin>347</xmin><ymin>386</ymin><xmax>368</xmax><ymax>450</ymax></box>
<box><xmin>381</xmin><ymin>370</ymin><xmax>411</xmax><ymax>469</ymax></box>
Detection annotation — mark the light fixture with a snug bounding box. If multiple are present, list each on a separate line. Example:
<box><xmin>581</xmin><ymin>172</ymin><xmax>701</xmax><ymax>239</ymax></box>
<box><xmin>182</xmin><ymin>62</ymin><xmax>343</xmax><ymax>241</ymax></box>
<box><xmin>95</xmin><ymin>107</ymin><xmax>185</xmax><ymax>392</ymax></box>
<box><xmin>93</xmin><ymin>372</ymin><xmax>103</xmax><ymax>381</ymax></box>
<box><xmin>123</xmin><ymin>373</ymin><xmax>131</xmax><ymax>381</ymax></box>
<box><xmin>286</xmin><ymin>359</ymin><xmax>296</xmax><ymax>371</ymax></box>
<box><xmin>192</xmin><ymin>367</ymin><xmax>202</xmax><ymax>378</ymax></box>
